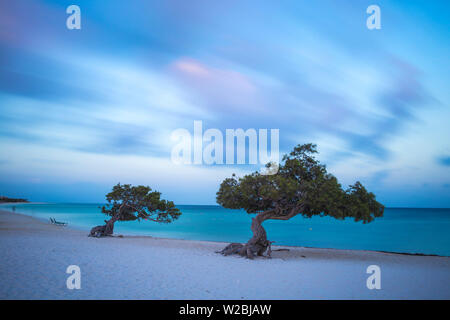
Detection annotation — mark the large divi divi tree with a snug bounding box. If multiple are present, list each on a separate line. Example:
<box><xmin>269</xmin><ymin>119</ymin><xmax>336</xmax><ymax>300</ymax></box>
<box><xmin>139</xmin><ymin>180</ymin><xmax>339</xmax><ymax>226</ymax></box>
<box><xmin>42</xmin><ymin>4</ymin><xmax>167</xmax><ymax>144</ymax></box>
<box><xmin>216</xmin><ymin>144</ymin><xmax>384</xmax><ymax>259</ymax></box>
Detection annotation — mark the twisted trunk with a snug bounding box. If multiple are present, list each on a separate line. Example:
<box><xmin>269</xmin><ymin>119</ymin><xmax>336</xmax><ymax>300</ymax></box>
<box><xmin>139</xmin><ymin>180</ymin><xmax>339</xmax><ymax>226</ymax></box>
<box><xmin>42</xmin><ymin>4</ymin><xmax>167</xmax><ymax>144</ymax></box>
<box><xmin>217</xmin><ymin>206</ymin><xmax>302</xmax><ymax>259</ymax></box>
<box><xmin>89</xmin><ymin>215</ymin><xmax>119</xmax><ymax>237</ymax></box>
<box><xmin>217</xmin><ymin>211</ymin><xmax>273</xmax><ymax>259</ymax></box>
<box><xmin>104</xmin><ymin>215</ymin><xmax>119</xmax><ymax>235</ymax></box>
<box><xmin>89</xmin><ymin>204</ymin><xmax>124</xmax><ymax>237</ymax></box>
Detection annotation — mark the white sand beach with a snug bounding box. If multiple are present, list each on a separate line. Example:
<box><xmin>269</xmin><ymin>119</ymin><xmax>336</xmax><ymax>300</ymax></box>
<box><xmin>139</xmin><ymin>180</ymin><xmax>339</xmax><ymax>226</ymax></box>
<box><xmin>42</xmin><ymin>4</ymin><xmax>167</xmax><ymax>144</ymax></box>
<box><xmin>0</xmin><ymin>209</ymin><xmax>449</xmax><ymax>300</ymax></box>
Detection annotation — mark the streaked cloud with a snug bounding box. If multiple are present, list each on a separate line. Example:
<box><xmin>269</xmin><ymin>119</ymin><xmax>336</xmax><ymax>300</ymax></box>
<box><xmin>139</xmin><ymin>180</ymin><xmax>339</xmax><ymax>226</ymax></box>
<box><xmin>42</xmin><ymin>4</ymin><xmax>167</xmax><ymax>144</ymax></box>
<box><xmin>0</xmin><ymin>0</ymin><xmax>449</xmax><ymax>206</ymax></box>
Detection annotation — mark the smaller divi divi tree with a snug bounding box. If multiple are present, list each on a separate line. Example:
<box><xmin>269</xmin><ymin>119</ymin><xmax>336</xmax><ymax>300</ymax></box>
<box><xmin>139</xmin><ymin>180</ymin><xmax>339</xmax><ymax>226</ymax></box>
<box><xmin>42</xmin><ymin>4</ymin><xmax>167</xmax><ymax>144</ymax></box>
<box><xmin>89</xmin><ymin>183</ymin><xmax>181</xmax><ymax>237</ymax></box>
<box><xmin>216</xmin><ymin>143</ymin><xmax>384</xmax><ymax>259</ymax></box>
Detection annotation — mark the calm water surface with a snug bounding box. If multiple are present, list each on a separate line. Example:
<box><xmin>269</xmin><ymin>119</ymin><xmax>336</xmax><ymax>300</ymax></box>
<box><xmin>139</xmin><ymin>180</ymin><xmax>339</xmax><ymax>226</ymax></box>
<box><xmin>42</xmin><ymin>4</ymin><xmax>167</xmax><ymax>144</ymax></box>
<box><xmin>2</xmin><ymin>203</ymin><xmax>449</xmax><ymax>256</ymax></box>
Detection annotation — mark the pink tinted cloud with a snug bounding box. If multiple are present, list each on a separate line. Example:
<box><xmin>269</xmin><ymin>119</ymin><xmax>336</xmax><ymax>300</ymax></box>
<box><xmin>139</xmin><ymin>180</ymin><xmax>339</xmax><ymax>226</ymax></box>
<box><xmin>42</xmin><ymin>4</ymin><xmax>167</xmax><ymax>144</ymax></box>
<box><xmin>170</xmin><ymin>58</ymin><xmax>263</xmax><ymax>113</ymax></box>
<box><xmin>0</xmin><ymin>3</ymin><xmax>27</xmax><ymax>47</ymax></box>
<box><xmin>0</xmin><ymin>1</ymin><xmax>58</xmax><ymax>47</ymax></box>
<box><xmin>175</xmin><ymin>59</ymin><xmax>210</xmax><ymax>77</ymax></box>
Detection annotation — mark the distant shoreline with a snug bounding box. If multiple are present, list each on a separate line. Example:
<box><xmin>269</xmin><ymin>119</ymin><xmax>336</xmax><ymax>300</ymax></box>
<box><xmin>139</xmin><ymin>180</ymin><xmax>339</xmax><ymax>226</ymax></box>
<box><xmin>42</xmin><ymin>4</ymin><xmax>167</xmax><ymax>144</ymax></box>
<box><xmin>0</xmin><ymin>199</ymin><xmax>29</xmax><ymax>204</ymax></box>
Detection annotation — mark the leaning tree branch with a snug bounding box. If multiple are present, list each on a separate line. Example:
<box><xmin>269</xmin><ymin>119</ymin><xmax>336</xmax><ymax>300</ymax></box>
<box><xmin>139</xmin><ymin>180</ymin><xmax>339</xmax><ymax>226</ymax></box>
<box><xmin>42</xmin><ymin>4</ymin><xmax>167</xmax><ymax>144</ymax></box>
<box><xmin>269</xmin><ymin>205</ymin><xmax>303</xmax><ymax>220</ymax></box>
<box><xmin>124</xmin><ymin>203</ymin><xmax>160</xmax><ymax>222</ymax></box>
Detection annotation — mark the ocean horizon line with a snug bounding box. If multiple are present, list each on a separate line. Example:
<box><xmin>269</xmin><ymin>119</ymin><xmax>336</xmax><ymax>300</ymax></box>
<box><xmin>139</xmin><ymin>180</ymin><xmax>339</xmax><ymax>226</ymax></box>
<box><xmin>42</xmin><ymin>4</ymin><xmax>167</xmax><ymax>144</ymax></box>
<box><xmin>2</xmin><ymin>201</ymin><xmax>450</xmax><ymax>210</ymax></box>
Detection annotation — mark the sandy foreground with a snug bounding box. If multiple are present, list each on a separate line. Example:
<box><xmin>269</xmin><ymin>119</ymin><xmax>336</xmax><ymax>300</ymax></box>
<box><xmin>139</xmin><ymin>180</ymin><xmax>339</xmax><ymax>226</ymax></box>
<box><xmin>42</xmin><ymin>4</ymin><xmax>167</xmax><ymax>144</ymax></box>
<box><xmin>0</xmin><ymin>209</ymin><xmax>449</xmax><ymax>299</ymax></box>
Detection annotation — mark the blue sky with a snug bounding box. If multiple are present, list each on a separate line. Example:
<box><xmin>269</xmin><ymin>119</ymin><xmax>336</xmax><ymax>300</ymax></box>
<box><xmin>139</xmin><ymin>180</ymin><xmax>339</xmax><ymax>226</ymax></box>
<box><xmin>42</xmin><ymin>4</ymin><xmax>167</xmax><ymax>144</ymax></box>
<box><xmin>0</xmin><ymin>0</ymin><xmax>449</xmax><ymax>207</ymax></box>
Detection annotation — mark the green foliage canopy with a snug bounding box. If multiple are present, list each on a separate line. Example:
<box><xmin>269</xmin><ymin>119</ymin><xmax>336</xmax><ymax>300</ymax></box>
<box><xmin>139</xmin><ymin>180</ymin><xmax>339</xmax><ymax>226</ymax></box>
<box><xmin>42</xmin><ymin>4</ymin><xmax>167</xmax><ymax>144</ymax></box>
<box><xmin>217</xmin><ymin>144</ymin><xmax>384</xmax><ymax>223</ymax></box>
<box><xmin>101</xmin><ymin>183</ymin><xmax>181</xmax><ymax>223</ymax></box>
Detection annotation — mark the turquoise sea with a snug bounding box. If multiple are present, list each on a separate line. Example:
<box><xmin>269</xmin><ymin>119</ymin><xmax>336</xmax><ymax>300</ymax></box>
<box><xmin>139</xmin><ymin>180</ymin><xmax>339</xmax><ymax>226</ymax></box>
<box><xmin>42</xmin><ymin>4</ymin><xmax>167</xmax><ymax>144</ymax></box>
<box><xmin>2</xmin><ymin>203</ymin><xmax>450</xmax><ymax>256</ymax></box>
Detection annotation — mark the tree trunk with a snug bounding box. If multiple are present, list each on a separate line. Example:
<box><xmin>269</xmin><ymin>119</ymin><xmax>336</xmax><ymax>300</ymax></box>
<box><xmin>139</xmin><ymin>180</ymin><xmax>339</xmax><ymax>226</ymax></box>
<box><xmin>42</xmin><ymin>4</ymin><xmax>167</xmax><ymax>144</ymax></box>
<box><xmin>89</xmin><ymin>203</ymin><xmax>127</xmax><ymax>237</ymax></box>
<box><xmin>89</xmin><ymin>215</ymin><xmax>119</xmax><ymax>237</ymax></box>
<box><xmin>217</xmin><ymin>206</ymin><xmax>302</xmax><ymax>259</ymax></box>
<box><xmin>217</xmin><ymin>212</ymin><xmax>272</xmax><ymax>259</ymax></box>
<box><xmin>104</xmin><ymin>217</ymin><xmax>117</xmax><ymax>235</ymax></box>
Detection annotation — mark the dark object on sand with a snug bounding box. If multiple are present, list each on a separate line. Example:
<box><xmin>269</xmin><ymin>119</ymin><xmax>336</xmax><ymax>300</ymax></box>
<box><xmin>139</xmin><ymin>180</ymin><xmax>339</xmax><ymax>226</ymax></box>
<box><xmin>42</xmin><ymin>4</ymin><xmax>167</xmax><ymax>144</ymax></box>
<box><xmin>49</xmin><ymin>217</ymin><xmax>67</xmax><ymax>226</ymax></box>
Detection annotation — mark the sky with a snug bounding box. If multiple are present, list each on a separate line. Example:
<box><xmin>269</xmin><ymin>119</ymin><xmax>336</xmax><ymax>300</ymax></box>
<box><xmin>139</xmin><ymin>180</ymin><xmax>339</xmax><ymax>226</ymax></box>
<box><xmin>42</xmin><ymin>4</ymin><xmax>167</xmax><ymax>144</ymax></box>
<box><xmin>0</xmin><ymin>0</ymin><xmax>449</xmax><ymax>207</ymax></box>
